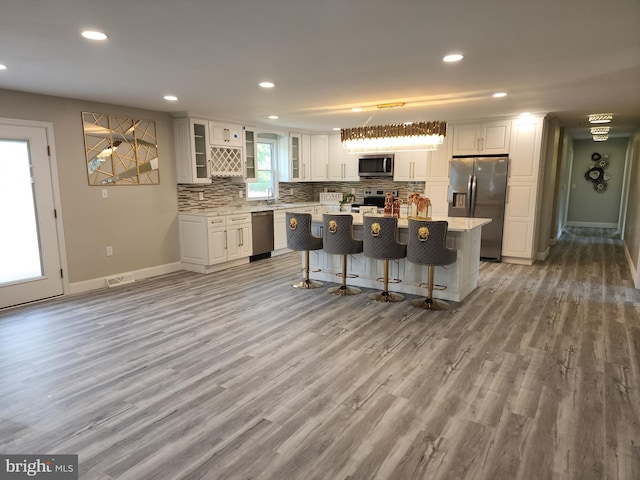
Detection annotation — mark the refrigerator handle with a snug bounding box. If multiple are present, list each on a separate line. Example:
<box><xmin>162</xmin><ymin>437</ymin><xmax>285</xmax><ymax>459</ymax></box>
<box><xmin>466</xmin><ymin>174</ymin><xmax>473</xmax><ymax>217</ymax></box>
<box><xmin>470</xmin><ymin>174</ymin><xmax>478</xmax><ymax>217</ymax></box>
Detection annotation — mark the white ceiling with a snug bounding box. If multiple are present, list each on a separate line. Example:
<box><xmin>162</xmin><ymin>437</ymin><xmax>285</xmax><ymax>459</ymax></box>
<box><xmin>2</xmin><ymin>0</ymin><xmax>639</xmax><ymax>139</ymax></box>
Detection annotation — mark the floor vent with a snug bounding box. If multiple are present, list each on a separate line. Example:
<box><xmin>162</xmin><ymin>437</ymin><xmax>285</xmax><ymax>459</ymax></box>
<box><xmin>105</xmin><ymin>273</ymin><xmax>135</xmax><ymax>288</ymax></box>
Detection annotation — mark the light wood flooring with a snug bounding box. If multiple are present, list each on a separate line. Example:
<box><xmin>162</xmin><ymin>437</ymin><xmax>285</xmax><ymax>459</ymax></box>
<box><xmin>1</xmin><ymin>227</ymin><xmax>639</xmax><ymax>479</ymax></box>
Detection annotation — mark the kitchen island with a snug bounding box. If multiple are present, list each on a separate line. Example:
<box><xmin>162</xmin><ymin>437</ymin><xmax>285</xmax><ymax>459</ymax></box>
<box><xmin>305</xmin><ymin>214</ymin><xmax>491</xmax><ymax>302</ymax></box>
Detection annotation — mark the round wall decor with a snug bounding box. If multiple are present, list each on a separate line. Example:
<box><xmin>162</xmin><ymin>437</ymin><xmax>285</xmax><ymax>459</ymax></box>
<box><xmin>584</xmin><ymin>152</ymin><xmax>610</xmax><ymax>193</ymax></box>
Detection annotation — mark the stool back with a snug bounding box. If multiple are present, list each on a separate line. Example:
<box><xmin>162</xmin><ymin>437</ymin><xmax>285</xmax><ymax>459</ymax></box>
<box><xmin>362</xmin><ymin>216</ymin><xmax>407</xmax><ymax>260</ymax></box>
<box><xmin>322</xmin><ymin>214</ymin><xmax>363</xmax><ymax>255</ymax></box>
<box><xmin>407</xmin><ymin>220</ymin><xmax>457</xmax><ymax>266</ymax></box>
<box><xmin>286</xmin><ymin>212</ymin><xmax>323</xmax><ymax>252</ymax></box>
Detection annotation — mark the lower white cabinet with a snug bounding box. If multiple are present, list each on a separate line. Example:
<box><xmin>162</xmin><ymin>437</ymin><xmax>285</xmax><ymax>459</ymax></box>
<box><xmin>179</xmin><ymin>213</ymin><xmax>252</xmax><ymax>272</ymax></box>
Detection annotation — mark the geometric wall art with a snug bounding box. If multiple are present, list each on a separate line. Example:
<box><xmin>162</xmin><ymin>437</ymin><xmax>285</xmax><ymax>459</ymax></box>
<box><xmin>584</xmin><ymin>152</ymin><xmax>610</xmax><ymax>193</ymax></box>
<box><xmin>82</xmin><ymin>112</ymin><xmax>160</xmax><ymax>185</ymax></box>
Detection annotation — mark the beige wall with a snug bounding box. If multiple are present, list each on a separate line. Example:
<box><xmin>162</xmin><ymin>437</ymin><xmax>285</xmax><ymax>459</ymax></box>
<box><xmin>623</xmin><ymin>130</ymin><xmax>640</xmax><ymax>280</ymax></box>
<box><xmin>0</xmin><ymin>88</ymin><xmax>179</xmax><ymax>284</ymax></box>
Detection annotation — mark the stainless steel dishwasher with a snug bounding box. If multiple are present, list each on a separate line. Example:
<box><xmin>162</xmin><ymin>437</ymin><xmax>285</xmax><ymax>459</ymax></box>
<box><xmin>251</xmin><ymin>210</ymin><xmax>274</xmax><ymax>260</ymax></box>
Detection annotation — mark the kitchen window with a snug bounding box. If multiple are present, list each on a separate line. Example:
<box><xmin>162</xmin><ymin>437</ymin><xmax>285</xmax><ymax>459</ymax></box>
<box><xmin>247</xmin><ymin>138</ymin><xmax>277</xmax><ymax>200</ymax></box>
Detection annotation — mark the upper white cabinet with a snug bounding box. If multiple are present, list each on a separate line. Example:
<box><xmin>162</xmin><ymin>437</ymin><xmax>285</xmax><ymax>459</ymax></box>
<box><xmin>393</xmin><ymin>151</ymin><xmax>429</xmax><ymax>181</ymax></box>
<box><xmin>174</xmin><ymin>117</ymin><xmax>212</xmax><ymax>184</ymax></box>
<box><xmin>243</xmin><ymin>126</ymin><xmax>257</xmax><ymax>182</ymax></box>
<box><xmin>310</xmin><ymin>134</ymin><xmax>329</xmax><ymax>181</ymax></box>
<box><xmin>507</xmin><ymin>117</ymin><xmax>544</xmax><ymax>183</ymax></box>
<box><xmin>300</xmin><ymin>134</ymin><xmax>311</xmax><ymax>181</ymax></box>
<box><xmin>427</xmin><ymin>129</ymin><xmax>452</xmax><ymax>182</ymax></box>
<box><xmin>452</xmin><ymin>120</ymin><xmax>511</xmax><ymax>155</ymax></box>
<box><xmin>328</xmin><ymin>134</ymin><xmax>358</xmax><ymax>181</ymax></box>
<box><xmin>208</xmin><ymin>121</ymin><xmax>243</xmax><ymax>148</ymax></box>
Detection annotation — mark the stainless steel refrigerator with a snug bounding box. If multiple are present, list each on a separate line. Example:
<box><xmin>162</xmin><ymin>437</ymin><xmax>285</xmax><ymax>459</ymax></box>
<box><xmin>448</xmin><ymin>155</ymin><xmax>509</xmax><ymax>261</ymax></box>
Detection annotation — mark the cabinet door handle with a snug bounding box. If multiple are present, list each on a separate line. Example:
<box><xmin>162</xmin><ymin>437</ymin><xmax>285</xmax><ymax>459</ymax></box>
<box><xmin>224</xmin><ymin>231</ymin><xmax>228</xmax><ymax>249</ymax></box>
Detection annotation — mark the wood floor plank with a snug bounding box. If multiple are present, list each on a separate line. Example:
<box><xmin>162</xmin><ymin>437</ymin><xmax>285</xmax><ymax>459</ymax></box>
<box><xmin>1</xmin><ymin>226</ymin><xmax>639</xmax><ymax>479</ymax></box>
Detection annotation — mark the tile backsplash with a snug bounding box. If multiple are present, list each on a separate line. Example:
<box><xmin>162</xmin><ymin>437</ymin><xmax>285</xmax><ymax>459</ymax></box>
<box><xmin>178</xmin><ymin>177</ymin><xmax>425</xmax><ymax>212</ymax></box>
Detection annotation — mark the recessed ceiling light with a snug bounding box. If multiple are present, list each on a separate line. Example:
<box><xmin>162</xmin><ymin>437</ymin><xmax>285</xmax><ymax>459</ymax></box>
<box><xmin>0</xmin><ymin>64</ymin><xmax>7</xmax><ymax>70</ymax></box>
<box><xmin>333</xmin><ymin>127</ymin><xmax>341</xmax><ymax>131</ymax></box>
<box><xmin>351</xmin><ymin>107</ymin><xmax>363</xmax><ymax>112</ymax></box>
<box><xmin>520</xmin><ymin>112</ymin><xmax>531</xmax><ymax>116</ymax></box>
<box><xmin>259</xmin><ymin>82</ymin><xmax>275</xmax><ymax>88</ymax></box>
<box><xmin>268</xmin><ymin>115</ymin><xmax>279</xmax><ymax>120</ymax></box>
<box><xmin>589</xmin><ymin>113</ymin><xmax>613</xmax><ymax>124</ymax></box>
<box><xmin>493</xmin><ymin>92</ymin><xmax>507</xmax><ymax>98</ymax></box>
<box><xmin>163</xmin><ymin>95</ymin><xmax>178</xmax><ymax>101</ymax></box>
<box><xmin>81</xmin><ymin>30</ymin><xmax>108</xmax><ymax>41</ymax></box>
<box><xmin>443</xmin><ymin>54</ymin><xmax>464</xmax><ymax>62</ymax></box>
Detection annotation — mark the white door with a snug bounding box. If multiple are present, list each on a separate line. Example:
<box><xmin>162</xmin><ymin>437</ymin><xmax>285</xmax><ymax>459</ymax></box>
<box><xmin>0</xmin><ymin>123</ymin><xmax>63</xmax><ymax>308</ymax></box>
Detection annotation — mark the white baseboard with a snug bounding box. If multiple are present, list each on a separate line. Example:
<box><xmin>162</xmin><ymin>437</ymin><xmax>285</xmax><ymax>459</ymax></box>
<box><xmin>68</xmin><ymin>262</ymin><xmax>182</xmax><ymax>295</ymax></box>
<box><xmin>501</xmin><ymin>256</ymin><xmax>535</xmax><ymax>266</ymax></box>
<box><xmin>536</xmin><ymin>246</ymin><xmax>550</xmax><ymax>262</ymax></box>
<box><xmin>565</xmin><ymin>221</ymin><xmax>618</xmax><ymax>228</ymax></box>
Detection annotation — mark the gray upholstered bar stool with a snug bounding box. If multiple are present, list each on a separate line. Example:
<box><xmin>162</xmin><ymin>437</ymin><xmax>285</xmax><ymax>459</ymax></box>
<box><xmin>407</xmin><ymin>219</ymin><xmax>457</xmax><ymax>310</ymax></box>
<box><xmin>362</xmin><ymin>216</ymin><xmax>407</xmax><ymax>302</ymax></box>
<box><xmin>286</xmin><ymin>212</ymin><xmax>323</xmax><ymax>289</ymax></box>
<box><xmin>322</xmin><ymin>213</ymin><xmax>363</xmax><ymax>296</ymax></box>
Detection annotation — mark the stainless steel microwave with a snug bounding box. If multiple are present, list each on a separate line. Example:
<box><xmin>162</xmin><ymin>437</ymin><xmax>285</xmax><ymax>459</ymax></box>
<box><xmin>358</xmin><ymin>154</ymin><xmax>394</xmax><ymax>177</ymax></box>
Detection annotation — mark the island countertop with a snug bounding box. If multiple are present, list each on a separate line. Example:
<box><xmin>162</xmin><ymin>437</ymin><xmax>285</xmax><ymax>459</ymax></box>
<box><xmin>312</xmin><ymin>213</ymin><xmax>491</xmax><ymax>232</ymax></box>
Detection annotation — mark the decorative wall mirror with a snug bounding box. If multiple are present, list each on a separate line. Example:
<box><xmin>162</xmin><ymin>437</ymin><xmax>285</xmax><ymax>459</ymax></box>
<box><xmin>82</xmin><ymin>112</ymin><xmax>160</xmax><ymax>185</ymax></box>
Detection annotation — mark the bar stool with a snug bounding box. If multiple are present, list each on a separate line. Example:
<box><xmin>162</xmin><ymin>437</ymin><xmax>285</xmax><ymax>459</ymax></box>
<box><xmin>406</xmin><ymin>219</ymin><xmax>457</xmax><ymax>310</ymax></box>
<box><xmin>286</xmin><ymin>212</ymin><xmax>323</xmax><ymax>289</ymax></box>
<box><xmin>362</xmin><ymin>216</ymin><xmax>407</xmax><ymax>302</ymax></box>
<box><xmin>322</xmin><ymin>213</ymin><xmax>363</xmax><ymax>296</ymax></box>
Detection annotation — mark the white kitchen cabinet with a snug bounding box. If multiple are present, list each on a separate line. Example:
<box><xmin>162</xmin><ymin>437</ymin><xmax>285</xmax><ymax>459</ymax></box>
<box><xmin>179</xmin><ymin>213</ymin><xmax>253</xmax><ymax>272</ymax></box>
<box><xmin>225</xmin><ymin>213</ymin><xmax>253</xmax><ymax>260</ymax></box>
<box><xmin>310</xmin><ymin>134</ymin><xmax>329</xmax><ymax>181</ymax></box>
<box><xmin>243</xmin><ymin>126</ymin><xmax>257</xmax><ymax>182</ymax></box>
<box><xmin>273</xmin><ymin>210</ymin><xmax>288</xmax><ymax>251</ymax></box>
<box><xmin>328</xmin><ymin>134</ymin><xmax>358</xmax><ymax>181</ymax></box>
<box><xmin>174</xmin><ymin>117</ymin><xmax>212</xmax><ymax>184</ymax></box>
<box><xmin>427</xmin><ymin>128</ymin><xmax>452</xmax><ymax>182</ymax></box>
<box><xmin>393</xmin><ymin>151</ymin><xmax>429</xmax><ymax>181</ymax></box>
<box><xmin>285</xmin><ymin>132</ymin><xmax>311</xmax><ymax>182</ymax></box>
<box><xmin>501</xmin><ymin>115</ymin><xmax>547</xmax><ymax>264</ymax></box>
<box><xmin>208</xmin><ymin>121</ymin><xmax>243</xmax><ymax>148</ymax></box>
<box><xmin>452</xmin><ymin>120</ymin><xmax>511</xmax><ymax>155</ymax></box>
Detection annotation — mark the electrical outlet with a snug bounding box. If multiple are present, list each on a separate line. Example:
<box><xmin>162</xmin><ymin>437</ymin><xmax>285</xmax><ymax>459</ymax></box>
<box><xmin>102</xmin><ymin>188</ymin><xmax>108</xmax><ymax>198</ymax></box>
<box><xmin>239</xmin><ymin>190</ymin><xmax>244</xmax><ymax>198</ymax></box>
<box><xmin>290</xmin><ymin>188</ymin><xmax>294</xmax><ymax>195</ymax></box>
<box><xmin>106</xmin><ymin>246</ymin><xmax>113</xmax><ymax>256</ymax></box>
<box><xmin>198</xmin><ymin>192</ymin><xmax>204</xmax><ymax>200</ymax></box>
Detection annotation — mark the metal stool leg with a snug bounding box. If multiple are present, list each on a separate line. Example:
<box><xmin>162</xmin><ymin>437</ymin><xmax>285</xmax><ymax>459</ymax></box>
<box><xmin>411</xmin><ymin>265</ymin><xmax>450</xmax><ymax>310</ymax></box>
<box><xmin>292</xmin><ymin>250</ymin><xmax>323</xmax><ymax>289</ymax></box>
<box><xmin>328</xmin><ymin>255</ymin><xmax>361</xmax><ymax>296</ymax></box>
<box><xmin>368</xmin><ymin>260</ymin><xmax>404</xmax><ymax>302</ymax></box>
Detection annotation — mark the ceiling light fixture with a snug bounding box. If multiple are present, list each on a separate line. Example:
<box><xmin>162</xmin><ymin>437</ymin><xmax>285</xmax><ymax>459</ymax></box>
<box><xmin>493</xmin><ymin>92</ymin><xmax>507</xmax><ymax>98</ymax></box>
<box><xmin>351</xmin><ymin>107</ymin><xmax>363</xmax><ymax>112</ymax></box>
<box><xmin>589</xmin><ymin>113</ymin><xmax>613</xmax><ymax>124</ymax></box>
<box><xmin>259</xmin><ymin>82</ymin><xmax>275</xmax><ymax>88</ymax></box>
<box><xmin>0</xmin><ymin>64</ymin><xmax>7</xmax><ymax>70</ymax></box>
<box><xmin>81</xmin><ymin>30</ymin><xmax>108</xmax><ymax>41</ymax></box>
<box><xmin>593</xmin><ymin>135</ymin><xmax>609</xmax><ymax>142</ymax></box>
<box><xmin>341</xmin><ymin>121</ymin><xmax>447</xmax><ymax>154</ymax></box>
<box><xmin>590</xmin><ymin>126</ymin><xmax>610</xmax><ymax>135</ymax></box>
<box><xmin>268</xmin><ymin>115</ymin><xmax>279</xmax><ymax>120</ymax></box>
<box><xmin>163</xmin><ymin>95</ymin><xmax>178</xmax><ymax>101</ymax></box>
<box><xmin>376</xmin><ymin>102</ymin><xmax>405</xmax><ymax>109</ymax></box>
<box><xmin>443</xmin><ymin>54</ymin><xmax>464</xmax><ymax>62</ymax></box>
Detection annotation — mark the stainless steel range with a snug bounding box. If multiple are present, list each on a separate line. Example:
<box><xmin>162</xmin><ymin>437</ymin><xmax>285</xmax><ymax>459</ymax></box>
<box><xmin>351</xmin><ymin>189</ymin><xmax>398</xmax><ymax>213</ymax></box>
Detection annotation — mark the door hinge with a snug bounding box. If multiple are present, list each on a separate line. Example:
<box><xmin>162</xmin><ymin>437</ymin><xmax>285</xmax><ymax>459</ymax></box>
<box><xmin>60</xmin><ymin>269</ymin><xmax>64</xmax><ymax>278</ymax></box>
<box><xmin>47</xmin><ymin>145</ymin><xmax>51</xmax><ymax>156</ymax></box>
<box><xmin>54</xmin><ymin>209</ymin><xmax>57</xmax><ymax>219</ymax></box>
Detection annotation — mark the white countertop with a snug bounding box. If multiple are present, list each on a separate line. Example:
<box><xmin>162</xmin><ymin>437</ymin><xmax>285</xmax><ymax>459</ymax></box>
<box><xmin>179</xmin><ymin>202</ymin><xmax>320</xmax><ymax>216</ymax></box>
<box><xmin>312</xmin><ymin>213</ymin><xmax>491</xmax><ymax>232</ymax></box>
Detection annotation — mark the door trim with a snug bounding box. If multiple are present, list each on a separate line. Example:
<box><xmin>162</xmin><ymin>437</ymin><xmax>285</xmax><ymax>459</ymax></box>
<box><xmin>0</xmin><ymin>117</ymin><xmax>69</xmax><ymax>303</ymax></box>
